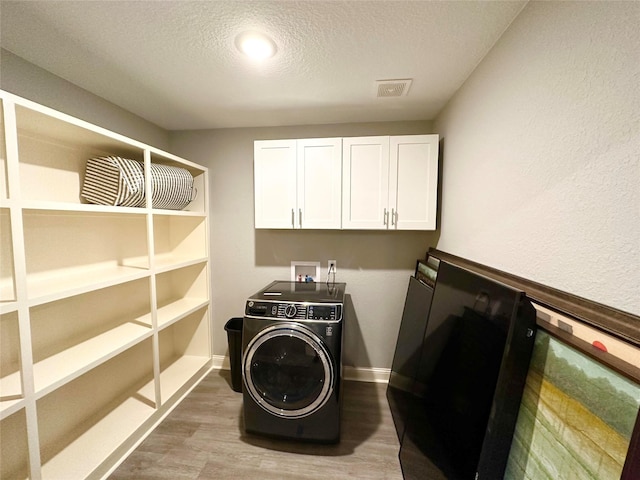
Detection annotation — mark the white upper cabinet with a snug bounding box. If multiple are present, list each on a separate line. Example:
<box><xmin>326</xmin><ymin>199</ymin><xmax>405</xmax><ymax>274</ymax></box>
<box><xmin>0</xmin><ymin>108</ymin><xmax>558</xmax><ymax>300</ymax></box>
<box><xmin>342</xmin><ymin>136</ymin><xmax>391</xmax><ymax>229</ymax></box>
<box><xmin>343</xmin><ymin>134</ymin><xmax>439</xmax><ymax>230</ymax></box>
<box><xmin>390</xmin><ymin>135</ymin><xmax>439</xmax><ymax>230</ymax></box>
<box><xmin>254</xmin><ymin>138</ymin><xmax>342</xmax><ymax>229</ymax></box>
<box><xmin>254</xmin><ymin>134</ymin><xmax>438</xmax><ymax>231</ymax></box>
<box><xmin>254</xmin><ymin>140</ymin><xmax>297</xmax><ymax>228</ymax></box>
<box><xmin>297</xmin><ymin>138</ymin><xmax>342</xmax><ymax>229</ymax></box>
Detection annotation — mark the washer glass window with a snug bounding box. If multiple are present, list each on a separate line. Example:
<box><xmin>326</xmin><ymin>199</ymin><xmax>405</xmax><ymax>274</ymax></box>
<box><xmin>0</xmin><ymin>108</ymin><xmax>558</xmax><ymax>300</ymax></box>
<box><xmin>244</xmin><ymin>324</ymin><xmax>333</xmax><ymax>417</ymax></box>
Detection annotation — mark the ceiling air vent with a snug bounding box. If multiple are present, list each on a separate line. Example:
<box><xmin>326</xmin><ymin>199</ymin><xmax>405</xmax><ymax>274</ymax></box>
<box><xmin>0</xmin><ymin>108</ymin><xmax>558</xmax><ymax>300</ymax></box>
<box><xmin>376</xmin><ymin>79</ymin><xmax>413</xmax><ymax>98</ymax></box>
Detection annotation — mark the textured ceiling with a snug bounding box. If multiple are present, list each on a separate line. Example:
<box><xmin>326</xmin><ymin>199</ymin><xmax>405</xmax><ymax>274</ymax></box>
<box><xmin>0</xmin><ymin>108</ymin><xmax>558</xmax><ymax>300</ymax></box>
<box><xmin>0</xmin><ymin>1</ymin><xmax>527</xmax><ymax>130</ymax></box>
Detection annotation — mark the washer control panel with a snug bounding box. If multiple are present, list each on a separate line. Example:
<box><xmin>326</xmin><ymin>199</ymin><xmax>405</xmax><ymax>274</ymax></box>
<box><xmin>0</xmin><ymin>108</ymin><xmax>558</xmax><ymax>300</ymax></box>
<box><xmin>246</xmin><ymin>301</ymin><xmax>342</xmax><ymax>321</ymax></box>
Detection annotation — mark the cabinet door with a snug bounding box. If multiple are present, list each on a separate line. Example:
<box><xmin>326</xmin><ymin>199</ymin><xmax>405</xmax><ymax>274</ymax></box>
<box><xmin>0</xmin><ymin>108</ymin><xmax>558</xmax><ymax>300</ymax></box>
<box><xmin>297</xmin><ymin>138</ymin><xmax>342</xmax><ymax>229</ymax></box>
<box><xmin>389</xmin><ymin>135</ymin><xmax>439</xmax><ymax>230</ymax></box>
<box><xmin>254</xmin><ymin>140</ymin><xmax>297</xmax><ymax>228</ymax></box>
<box><xmin>342</xmin><ymin>136</ymin><xmax>390</xmax><ymax>229</ymax></box>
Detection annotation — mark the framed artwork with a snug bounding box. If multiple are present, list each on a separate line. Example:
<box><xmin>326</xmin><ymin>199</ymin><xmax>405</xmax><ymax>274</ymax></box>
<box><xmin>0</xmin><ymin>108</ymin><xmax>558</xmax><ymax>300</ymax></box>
<box><xmin>426</xmin><ymin>249</ymin><xmax>640</xmax><ymax>480</ymax></box>
<box><xmin>505</xmin><ymin>329</ymin><xmax>640</xmax><ymax>479</ymax></box>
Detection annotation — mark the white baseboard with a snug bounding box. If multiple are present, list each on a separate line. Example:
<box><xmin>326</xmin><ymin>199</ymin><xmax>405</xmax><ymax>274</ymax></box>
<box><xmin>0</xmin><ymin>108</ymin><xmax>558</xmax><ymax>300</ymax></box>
<box><xmin>212</xmin><ymin>354</ymin><xmax>229</xmax><ymax>370</ymax></box>
<box><xmin>343</xmin><ymin>366</ymin><xmax>390</xmax><ymax>383</ymax></box>
<box><xmin>214</xmin><ymin>355</ymin><xmax>390</xmax><ymax>384</ymax></box>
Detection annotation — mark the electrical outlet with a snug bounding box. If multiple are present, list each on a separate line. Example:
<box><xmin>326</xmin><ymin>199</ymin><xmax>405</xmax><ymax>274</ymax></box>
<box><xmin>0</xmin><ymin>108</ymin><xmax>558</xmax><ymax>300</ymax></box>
<box><xmin>328</xmin><ymin>260</ymin><xmax>337</xmax><ymax>275</ymax></box>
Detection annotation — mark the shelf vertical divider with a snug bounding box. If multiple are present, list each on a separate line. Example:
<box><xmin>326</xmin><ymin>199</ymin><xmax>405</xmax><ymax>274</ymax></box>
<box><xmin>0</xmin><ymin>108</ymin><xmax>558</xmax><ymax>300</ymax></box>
<box><xmin>145</xmin><ymin>149</ymin><xmax>162</xmax><ymax>408</ymax></box>
<box><xmin>4</xmin><ymin>99</ymin><xmax>42</xmax><ymax>480</ymax></box>
<box><xmin>203</xmin><ymin>168</ymin><xmax>213</xmax><ymax>357</ymax></box>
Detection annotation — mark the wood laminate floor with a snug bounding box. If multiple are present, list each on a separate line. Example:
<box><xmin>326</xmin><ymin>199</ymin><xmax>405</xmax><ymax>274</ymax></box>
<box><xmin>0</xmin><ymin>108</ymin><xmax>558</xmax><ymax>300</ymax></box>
<box><xmin>109</xmin><ymin>369</ymin><xmax>404</xmax><ymax>480</ymax></box>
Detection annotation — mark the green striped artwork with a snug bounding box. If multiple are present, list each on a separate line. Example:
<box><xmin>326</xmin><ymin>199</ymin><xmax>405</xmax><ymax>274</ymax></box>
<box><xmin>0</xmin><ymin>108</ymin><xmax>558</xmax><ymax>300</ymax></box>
<box><xmin>505</xmin><ymin>331</ymin><xmax>640</xmax><ymax>479</ymax></box>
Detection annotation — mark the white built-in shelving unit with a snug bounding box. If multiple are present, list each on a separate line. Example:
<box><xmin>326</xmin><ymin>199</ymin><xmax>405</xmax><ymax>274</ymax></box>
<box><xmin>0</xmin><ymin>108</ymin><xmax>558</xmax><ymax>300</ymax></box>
<box><xmin>0</xmin><ymin>90</ymin><xmax>212</xmax><ymax>480</ymax></box>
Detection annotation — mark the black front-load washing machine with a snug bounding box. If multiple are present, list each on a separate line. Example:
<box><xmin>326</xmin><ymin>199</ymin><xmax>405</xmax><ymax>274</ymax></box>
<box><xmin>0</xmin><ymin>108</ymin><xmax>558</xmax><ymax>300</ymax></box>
<box><xmin>242</xmin><ymin>280</ymin><xmax>346</xmax><ymax>443</ymax></box>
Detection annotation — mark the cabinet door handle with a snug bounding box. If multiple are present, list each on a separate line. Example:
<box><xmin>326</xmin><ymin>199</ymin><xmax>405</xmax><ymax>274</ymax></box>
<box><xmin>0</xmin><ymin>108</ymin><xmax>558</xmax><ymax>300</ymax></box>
<box><xmin>291</xmin><ymin>208</ymin><xmax>295</xmax><ymax>228</ymax></box>
<box><xmin>383</xmin><ymin>208</ymin><xmax>388</xmax><ymax>226</ymax></box>
<box><xmin>299</xmin><ymin>208</ymin><xmax>302</xmax><ymax>228</ymax></box>
<box><xmin>391</xmin><ymin>208</ymin><xmax>396</xmax><ymax>226</ymax></box>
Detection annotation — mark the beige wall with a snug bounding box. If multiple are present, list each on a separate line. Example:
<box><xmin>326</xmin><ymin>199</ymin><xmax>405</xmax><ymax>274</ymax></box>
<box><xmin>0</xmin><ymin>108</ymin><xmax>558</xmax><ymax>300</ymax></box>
<box><xmin>433</xmin><ymin>1</ymin><xmax>640</xmax><ymax>316</ymax></box>
<box><xmin>0</xmin><ymin>49</ymin><xmax>169</xmax><ymax>149</ymax></box>
<box><xmin>169</xmin><ymin>122</ymin><xmax>436</xmax><ymax>369</ymax></box>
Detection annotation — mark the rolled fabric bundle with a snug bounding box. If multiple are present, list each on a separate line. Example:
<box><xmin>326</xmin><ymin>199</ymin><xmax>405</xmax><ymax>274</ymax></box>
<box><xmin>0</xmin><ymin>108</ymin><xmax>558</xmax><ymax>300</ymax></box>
<box><xmin>82</xmin><ymin>156</ymin><xmax>196</xmax><ymax>210</ymax></box>
<box><xmin>81</xmin><ymin>156</ymin><xmax>145</xmax><ymax>207</ymax></box>
<box><xmin>149</xmin><ymin>162</ymin><xmax>196</xmax><ymax>210</ymax></box>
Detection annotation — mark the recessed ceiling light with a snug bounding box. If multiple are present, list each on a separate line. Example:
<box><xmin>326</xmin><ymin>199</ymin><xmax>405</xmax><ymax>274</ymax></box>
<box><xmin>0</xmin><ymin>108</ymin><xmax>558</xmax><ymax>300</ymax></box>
<box><xmin>235</xmin><ymin>31</ymin><xmax>277</xmax><ymax>60</ymax></box>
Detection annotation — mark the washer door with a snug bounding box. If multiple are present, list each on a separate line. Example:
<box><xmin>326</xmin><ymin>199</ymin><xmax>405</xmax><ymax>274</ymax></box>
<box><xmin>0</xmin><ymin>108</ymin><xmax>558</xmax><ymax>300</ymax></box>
<box><xmin>243</xmin><ymin>323</ymin><xmax>334</xmax><ymax>418</ymax></box>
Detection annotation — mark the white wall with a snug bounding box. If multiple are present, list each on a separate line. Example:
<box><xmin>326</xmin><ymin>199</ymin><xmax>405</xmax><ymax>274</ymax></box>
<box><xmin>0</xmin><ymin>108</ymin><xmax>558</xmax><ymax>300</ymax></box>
<box><xmin>434</xmin><ymin>1</ymin><xmax>640</xmax><ymax>315</ymax></box>
<box><xmin>0</xmin><ymin>49</ymin><xmax>169</xmax><ymax>149</ymax></box>
<box><xmin>169</xmin><ymin>122</ymin><xmax>436</xmax><ymax>369</ymax></box>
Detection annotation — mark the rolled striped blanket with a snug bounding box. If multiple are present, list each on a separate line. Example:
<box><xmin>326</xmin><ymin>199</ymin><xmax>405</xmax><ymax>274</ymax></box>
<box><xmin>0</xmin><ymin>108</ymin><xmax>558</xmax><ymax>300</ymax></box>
<box><xmin>81</xmin><ymin>156</ymin><xmax>196</xmax><ymax>210</ymax></box>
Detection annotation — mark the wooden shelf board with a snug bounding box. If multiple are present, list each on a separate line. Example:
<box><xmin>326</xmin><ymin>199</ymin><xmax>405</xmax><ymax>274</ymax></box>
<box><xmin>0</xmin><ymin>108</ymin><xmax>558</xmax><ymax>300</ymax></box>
<box><xmin>157</xmin><ymin>297</ymin><xmax>209</xmax><ymax>330</ymax></box>
<box><xmin>19</xmin><ymin>200</ymin><xmax>207</xmax><ymax>216</ymax></box>
<box><xmin>15</xmin><ymin>100</ymin><xmax>147</xmax><ymax>155</ymax></box>
<box><xmin>27</xmin><ymin>264</ymin><xmax>150</xmax><ymax>307</ymax></box>
<box><xmin>160</xmin><ymin>355</ymin><xmax>210</xmax><ymax>404</ymax></box>
<box><xmin>133</xmin><ymin>354</ymin><xmax>210</xmax><ymax>408</ymax></box>
<box><xmin>149</xmin><ymin>151</ymin><xmax>207</xmax><ymax>172</ymax></box>
<box><xmin>0</xmin><ymin>301</ymin><xmax>18</xmax><ymax>315</ymax></box>
<box><xmin>0</xmin><ymin>395</ymin><xmax>25</xmax><ymax>421</ymax></box>
<box><xmin>0</xmin><ymin>278</ymin><xmax>16</xmax><ymax>308</ymax></box>
<box><xmin>154</xmin><ymin>255</ymin><xmax>208</xmax><ymax>274</ymax></box>
<box><xmin>21</xmin><ymin>201</ymin><xmax>205</xmax><ymax>216</ymax></box>
<box><xmin>152</xmin><ymin>208</ymin><xmax>206</xmax><ymax>217</ymax></box>
<box><xmin>21</xmin><ymin>201</ymin><xmax>148</xmax><ymax>216</ymax></box>
<box><xmin>33</xmin><ymin>321</ymin><xmax>153</xmax><ymax>398</ymax></box>
<box><xmin>39</xmin><ymin>393</ymin><xmax>155</xmax><ymax>480</ymax></box>
<box><xmin>0</xmin><ymin>368</ymin><xmax>22</xmax><ymax>398</ymax></box>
